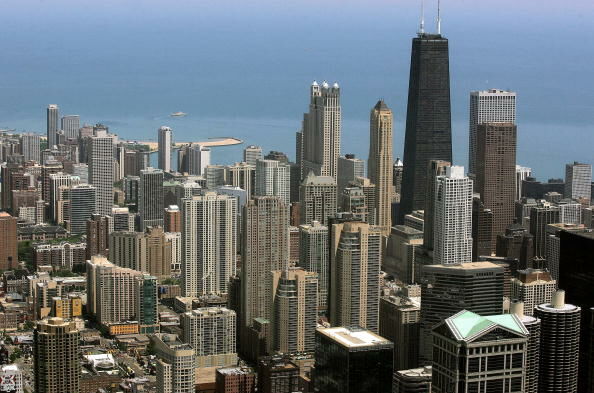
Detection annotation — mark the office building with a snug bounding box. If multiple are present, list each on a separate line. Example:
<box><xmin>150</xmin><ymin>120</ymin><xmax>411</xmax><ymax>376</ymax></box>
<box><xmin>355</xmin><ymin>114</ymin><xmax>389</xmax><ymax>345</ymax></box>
<box><xmin>565</xmin><ymin>161</ymin><xmax>592</xmax><ymax>203</ymax></box>
<box><xmin>431</xmin><ymin>310</ymin><xmax>528</xmax><ymax>393</ymax></box>
<box><xmin>400</xmin><ymin>32</ymin><xmax>452</xmax><ymax>221</ymax></box>
<box><xmin>423</xmin><ymin>160</ymin><xmax>450</xmax><ymax>251</ymax></box>
<box><xmin>379</xmin><ymin>295</ymin><xmax>420</xmax><ymax>371</ymax></box>
<box><xmin>61</xmin><ymin>115</ymin><xmax>80</xmax><ymax>140</ymax></box>
<box><xmin>299</xmin><ymin>221</ymin><xmax>328</xmax><ymax>312</ymax></box>
<box><xmin>468</xmin><ymin>89</ymin><xmax>516</xmax><ymax>175</ymax></box>
<box><xmin>476</xmin><ymin>122</ymin><xmax>517</xmax><ymax>251</ymax></box>
<box><xmin>529</xmin><ymin>205</ymin><xmax>559</xmax><ymax>258</ymax></box>
<box><xmin>46</xmin><ymin>104</ymin><xmax>59</xmax><ymax>148</ymax></box>
<box><xmin>34</xmin><ymin>317</ymin><xmax>80</xmax><ymax>393</ymax></box>
<box><xmin>228</xmin><ymin>162</ymin><xmax>255</xmax><ymax>197</ymax></box>
<box><xmin>393</xmin><ymin>158</ymin><xmax>404</xmax><ymax>200</ymax></box>
<box><xmin>392</xmin><ymin>366</ymin><xmax>431</xmax><ymax>393</ymax></box>
<box><xmin>0</xmin><ymin>212</ymin><xmax>17</xmax><ymax>271</ymax></box>
<box><xmin>21</xmin><ymin>133</ymin><xmax>41</xmax><ymax>162</ymax></box>
<box><xmin>419</xmin><ymin>262</ymin><xmax>504</xmax><ymax>364</ymax></box>
<box><xmin>315</xmin><ymin>326</ymin><xmax>393</xmax><ymax>393</ymax></box>
<box><xmin>516</xmin><ymin>165</ymin><xmax>532</xmax><ymax>201</ymax></box>
<box><xmin>300</xmin><ymin>81</ymin><xmax>341</xmax><ymax>179</ymax></box>
<box><xmin>535</xmin><ymin>290</ymin><xmax>581</xmax><ymax>393</ymax></box>
<box><xmin>299</xmin><ymin>172</ymin><xmax>336</xmax><ymax>225</ymax></box>
<box><xmin>337</xmin><ymin>154</ymin><xmax>365</xmax><ymax>197</ymax></box>
<box><xmin>255</xmin><ymin>159</ymin><xmax>290</xmax><ymax>205</ymax></box>
<box><xmin>88</xmin><ymin>132</ymin><xmax>116</xmax><ymax>216</ymax></box>
<box><xmin>181</xmin><ymin>307</ymin><xmax>237</xmax><ymax>367</ymax></box>
<box><xmin>205</xmin><ymin>164</ymin><xmax>228</xmax><ymax>189</ymax></box>
<box><xmin>139</xmin><ymin>167</ymin><xmax>164</xmax><ymax>229</ymax></box>
<box><xmin>404</xmin><ymin>210</ymin><xmax>424</xmax><ymax>232</ymax></box>
<box><xmin>495</xmin><ymin>224</ymin><xmax>534</xmax><ymax>269</ymax></box>
<box><xmin>368</xmin><ymin>100</ymin><xmax>394</xmax><ymax>235</ymax></box>
<box><xmin>243</xmin><ymin>145</ymin><xmax>262</xmax><ymax>167</ymax></box>
<box><xmin>135</xmin><ymin>273</ymin><xmax>159</xmax><ymax>333</ymax></box>
<box><xmin>182</xmin><ymin>192</ymin><xmax>237</xmax><ymax>296</ymax></box>
<box><xmin>472</xmin><ymin>197</ymin><xmax>493</xmax><ymax>260</ymax></box>
<box><xmin>152</xmin><ymin>334</ymin><xmax>195</xmax><ymax>393</ymax></box>
<box><xmin>433</xmin><ymin>166</ymin><xmax>473</xmax><ymax>265</ymax></box>
<box><xmin>158</xmin><ymin>126</ymin><xmax>172</xmax><ymax>172</ymax></box>
<box><xmin>270</xmin><ymin>268</ymin><xmax>318</xmax><ymax>353</ymax></box>
<box><xmin>329</xmin><ymin>220</ymin><xmax>381</xmax><ymax>332</ymax></box>
<box><xmin>383</xmin><ymin>225</ymin><xmax>423</xmax><ymax>283</ymax></box>
<box><xmin>257</xmin><ymin>355</ymin><xmax>300</xmax><ymax>393</ymax></box>
<box><xmin>215</xmin><ymin>367</ymin><xmax>256</xmax><ymax>393</ymax></box>
<box><xmin>510</xmin><ymin>269</ymin><xmax>556</xmax><ymax>316</ymax></box>
<box><xmin>558</xmin><ymin>199</ymin><xmax>582</xmax><ymax>224</ymax></box>
<box><xmin>112</xmin><ymin>206</ymin><xmax>135</xmax><ymax>231</ymax></box>
<box><xmin>68</xmin><ymin>184</ymin><xmax>96</xmax><ymax>235</ymax></box>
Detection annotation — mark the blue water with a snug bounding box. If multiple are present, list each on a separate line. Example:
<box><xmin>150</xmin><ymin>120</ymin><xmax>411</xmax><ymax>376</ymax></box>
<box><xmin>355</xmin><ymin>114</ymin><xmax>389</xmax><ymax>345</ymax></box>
<box><xmin>0</xmin><ymin>0</ymin><xmax>593</xmax><ymax>179</ymax></box>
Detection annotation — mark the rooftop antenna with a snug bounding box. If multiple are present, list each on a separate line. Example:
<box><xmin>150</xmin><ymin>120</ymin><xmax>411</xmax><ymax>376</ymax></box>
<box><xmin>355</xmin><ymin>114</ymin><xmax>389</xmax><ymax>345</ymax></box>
<box><xmin>437</xmin><ymin>0</ymin><xmax>442</xmax><ymax>35</ymax></box>
<box><xmin>419</xmin><ymin>0</ymin><xmax>425</xmax><ymax>34</ymax></box>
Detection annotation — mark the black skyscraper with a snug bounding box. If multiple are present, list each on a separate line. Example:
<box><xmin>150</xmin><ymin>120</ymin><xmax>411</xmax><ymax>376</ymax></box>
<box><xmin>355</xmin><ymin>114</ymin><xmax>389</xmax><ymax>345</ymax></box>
<box><xmin>400</xmin><ymin>33</ymin><xmax>452</xmax><ymax>222</ymax></box>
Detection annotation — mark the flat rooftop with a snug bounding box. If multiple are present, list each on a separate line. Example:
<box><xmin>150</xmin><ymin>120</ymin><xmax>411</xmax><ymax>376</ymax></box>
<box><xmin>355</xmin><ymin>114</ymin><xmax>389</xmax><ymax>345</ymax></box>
<box><xmin>317</xmin><ymin>326</ymin><xmax>392</xmax><ymax>348</ymax></box>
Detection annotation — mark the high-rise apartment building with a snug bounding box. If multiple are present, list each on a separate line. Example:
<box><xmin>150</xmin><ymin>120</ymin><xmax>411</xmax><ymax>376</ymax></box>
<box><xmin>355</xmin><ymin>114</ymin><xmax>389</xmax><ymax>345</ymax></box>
<box><xmin>61</xmin><ymin>115</ymin><xmax>80</xmax><ymax>140</ymax></box>
<box><xmin>535</xmin><ymin>290</ymin><xmax>581</xmax><ymax>393</ymax></box>
<box><xmin>255</xmin><ymin>159</ymin><xmax>290</xmax><ymax>205</ymax></box>
<box><xmin>164</xmin><ymin>205</ymin><xmax>181</xmax><ymax>232</ymax></box>
<box><xmin>299</xmin><ymin>220</ymin><xmax>329</xmax><ymax>312</ymax></box>
<box><xmin>187</xmin><ymin>143</ymin><xmax>211</xmax><ymax>175</ymax></box>
<box><xmin>299</xmin><ymin>173</ymin><xmax>336</xmax><ymax>226</ymax></box>
<box><xmin>510</xmin><ymin>301</ymin><xmax>541</xmax><ymax>393</ymax></box>
<box><xmin>135</xmin><ymin>273</ymin><xmax>159</xmax><ymax>333</ymax></box>
<box><xmin>419</xmin><ymin>262</ymin><xmax>504</xmax><ymax>364</ymax></box>
<box><xmin>86</xmin><ymin>214</ymin><xmax>110</xmax><ymax>259</ymax></box>
<box><xmin>565</xmin><ymin>161</ymin><xmax>592</xmax><ymax>203</ymax></box>
<box><xmin>110</xmin><ymin>228</ymin><xmax>172</xmax><ymax>278</ymax></box>
<box><xmin>315</xmin><ymin>326</ymin><xmax>393</xmax><ymax>393</ymax></box>
<box><xmin>46</xmin><ymin>104</ymin><xmax>59</xmax><ymax>148</ymax></box>
<box><xmin>329</xmin><ymin>220</ymin><xmax>382</xmax><ymax>332</ymax></box>
<box><xmin>529</xmin><ymin>205</ymin><xmax>560</xmax><ymax>258</ymax></box>
<box><xmin>139</xmin><ymin>167</ymin><xmax>164</xmax><ymax>230</ymax></box>
<box><xmin>431</xmin><ymin>310</ymin><xmax>528</xmax><ymax>393</ymax></box>
<box><xmin>423</xmin><ymin>160</ymin><xmax>450</xmax><ymax>251</ymax></box>
<box><xmin>400</xmin><ymin>33</ymin><xmax>452</xmax><ymax>221</ymax></box>
<box><xmin>468</xmin><ymin>89</ymin><xmax>516</xmax><ymax>175</ymax></box>
<box><xmin>181</xmin><ymin>307</ymin><xmax>237</xmax><ymax>368</ymax></box>
<box><xmin>558</xmin><ymin>199</ymin><xmax>582</xmax><ymax>224</ymax></box>
<box><xmin>152</xmin><ymin>334</ymin><xmax>195</xmax><ymax>393</ymax></box>
<box><xmin>240</xmin><ymin>196</ymin><xmax>289</xmax><ymax>336</ymax></box>
<box><xmin>516</xmin><ymin>165</ymin><xmax>532</xmax><ymax>201</ymax></box>
<box><xmin>68</xmin><ymin>184</ymin><xmax>96</xmax><ymax>235</ymax></box>
<box><xmin>383</xmin><ymin>225</ymin><xmax>423</xmax><ymax>283</ymax></box>
<box><xmin>215</xmin><ymin>367</ymin><xmax>256</xmax><ymax>393</ymax></box>
<box><xmin>472</xmin><ymin>197</ymin><xmax>493</xmax><ymax>260</ymax></box>
<box><xmin>88</xmin><ymin>132</ymin><xmax>116</xmax><ymax>216</ymax></box>
<box><xmin>34</xmin><ymin>317</ymin><xmax>80</xmax><ymax>393</ymax></box>
<box><xmin>243</xmin><ymin>145</ymin><xmax>262</xmax><ymax>167</ymax></box>
<box><xmin>300</xmin><ymin>81</ymin><xmax>341</xmax><ymax>179</ymax></box>
<box><xmin>158</xmin><ymin>126</ymin><xmax>172</xmax><ymax>172</ymax></box>
<box><xmin>337</xmin><ymin>154</ymin><xmax>365</xmax><ymax>197</ymax></box>
<box><xmin>270</xmin><ymin>268</ymin><xmax>318</xmax><ymax>353</ymax></box>
<box><xmin>182</xmin><ymin>192</ymin><xmax>237</xmax><ymax>296</ymax></box>
<box><xmin>21</xmin><ymin>133</ymin><xmax>41</xmax><ymax>162</ymax></box>
<box><xmin>0</xmin><ymin>212</ymin><xmax>17</xmax><ymax>271</ymax></box>
<box><xmin>510</xmin><ymin>269</ymin><xmax>556</xmax><ymax>316</ymax></box>
<box><xmin>476</xmin><ymin>122</ymin><xmax>517</xmax><ymax>251</ymax></box>
<box><xmin>433</xmin><ymin>166</ymin><xmax>473</xmax><ymax>265</ymax></box>
<box><xmin>227</xmin><ymin>162</ymin><xmax>255</xmax><ymax>197</ymax></box>
<box><xmin>205</xmin><ymin>164</ymin><xmax>228</xmax><ymax>189</ymax></box>
<box><xmin>368</xmin><ymin>100</ymin><xmax>394</xmax><ymax>235</ymax></box>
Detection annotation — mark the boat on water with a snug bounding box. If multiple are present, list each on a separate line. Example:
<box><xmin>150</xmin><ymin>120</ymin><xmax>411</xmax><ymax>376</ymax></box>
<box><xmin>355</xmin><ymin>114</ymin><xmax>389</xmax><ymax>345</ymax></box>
<box><xmin>170</xmin><ymin>111</ymin><xmax>187</xmax><ymax>117</ymax></box>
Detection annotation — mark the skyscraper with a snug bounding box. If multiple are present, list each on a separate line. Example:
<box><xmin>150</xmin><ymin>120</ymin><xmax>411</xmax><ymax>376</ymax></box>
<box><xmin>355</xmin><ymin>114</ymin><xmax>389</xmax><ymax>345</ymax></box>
<box><xmin>158</xmin><ymin>126</ymin><xmax>172</xmax><ymax>172</ymax></box>
<box><xmin>400</xmin><ymin>32</ymin><xmax>452</xmax><ymax>221</ymax></box>
<box><xmin>152</xmin><ymin>334</ymin><xmax>195</xmax><ymax>393</ymax></box>
<box><xmin>227</xmin><ymin>162</ymin><xmax>255</xmax><ymax>197</ymax></box>
<box><xmin>299</xmin><ymin>220</ymin><xmax>329</xmax><ymax>312</ymax></box>
<box><xmin>46</xmin><ymin>104</ymin><xmax>59</xmax><ymax>148</ymax></box>
<box><xmin>21</xmin><ymin>133</ymin><xmax>41</xmax><ymax>162</ymax></box>
<box><xmin>516</xmin><ymin>165</ymin><xmax>532</xmax><ymax>201</ymax></box>
<box><xmin>135</xmin><ymin>273</ymin><xmax>159</xmax><ymax>333</ymax></box>
<box><xmin>476</xmin><ymin>122</ymin><xmax>517</xmax><ymax>251</ymax></box>
<box><xmin>510</xmin><ymin>269</ymin><xmax>556</xmax><ymax>316</ymax></box>
<box><xmin>368</xmin><ymin>100</ymin><xmax>394</xmax><ymax>236</ymax></box>
<box><xmin>68</xmin><ymin>184</ymin><xmax>96</xmax><ymax>235</ymax></box>
<box><xmin>300</xmin><ymin>81</ymin><xmax>341</xmax><ymax>179</ymax></box>
<box><xmin>61</xmin><ymin>115</ymin><xmax>80</xmax><ymax>140</ymax></box>
<box><xmin>337</xmin><ymin>154</ymin><xmax>365</xmax><ymax>199</ymax></box>
<box><xmin>379</xmin><ymin>294</ymin><xmax>420</xmax><ymax>371</ymax></box>
<box><xmin>423</xmin><ymin>160</ymin><xmax>450</xmax><ymax>250</ymax></box>
<box><xmin>433</xmin><ymin>166</ymin><xmax>473</xmax><ymax>265</ymax></box>
<box><xmin>86</xmin><ymin>214</ymin><xmax>110</xmax><ymax>259</ymax></box>
<box><xmin>139</xmin><ymin>167</ymin><xmax>164</xmax><ymax>230</ymax></box>
<box><xmin>565</xmin><ymin>161</ymin><xmax>592</xmax><ymax>203</ymax></box>
<box><xmin>34</xmin><ymin>317</ymin><xmax>80</xmax><ymax>393</ymax></box>
<box><xmin>299</xmin><ymin>172</ymin><xmax>337</xmax><ymax>225</ymax></box>
<box><xmin>182</xmin><ymin>192</ymin><xmax>237</xmax><ymax>296</ymax></box>
<box><xmin>535</xmin><ymin>290</ymin><xmax>581</xmax><ymax>393</ymax></box>
<box><xmin>187</xmin><ymin>143</ymin><xmax>211</xmax><ymax>175</ymax></box>
<box><xmin>240</xmin><ymin>196</ymin><xmax>289</xmax><ymax>339</ymax></box>
<box><xmin>243</xmin><ymin>145</ymin><xmax>263</xmax><ymax>167</ymax></box>
<box><xmin>0</xmin><ymin>212</ymin><xmax>18</xmax><ymax>271</ymax></box>
<box><xmin>529</xmin><ymin>205</ymin><xmax>560</xmax><ymax>258</ymax></box>
<box><xmin>468</xmin><ymin>89</ymin><xmax>516</xmax><ymax>175</ymax></box>
<box><xmin>255</xmin><ymin>159</ymin><xmax>290</xmax><ymax>205</ymax></box>
<box><xmin>88</xmin><ymin>132</ymin><xmax>116</xmax><ymax>216</ymax></box>
<box><xmin>329</xmin><ymin>220</ymin><xmax>382</xmax><ymax>332</ymax></box>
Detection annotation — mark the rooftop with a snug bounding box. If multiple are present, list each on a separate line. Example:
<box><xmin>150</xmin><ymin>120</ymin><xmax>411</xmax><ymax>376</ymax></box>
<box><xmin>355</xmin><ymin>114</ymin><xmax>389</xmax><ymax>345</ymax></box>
<box><xmin>317</xmin><ymin>326</ymin><xmax>392</xmax><ymax>348</ymax></box>
<box><xmin>445</xmin><ymin>310</ymin><xmax>528</xmax><ymax>342</ymax></box>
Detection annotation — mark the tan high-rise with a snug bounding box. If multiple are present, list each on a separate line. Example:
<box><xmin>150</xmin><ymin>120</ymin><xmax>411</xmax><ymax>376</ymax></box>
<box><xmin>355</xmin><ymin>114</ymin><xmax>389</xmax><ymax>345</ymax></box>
<box><xmin>34</xmin><ymin>317</ymin><xmax>80</xmax><ymax>393</ymax></box>
<box><xmin>368</xmin><ymin>100</ymin><xmax>394</xmax><ymax>236</ymax></box>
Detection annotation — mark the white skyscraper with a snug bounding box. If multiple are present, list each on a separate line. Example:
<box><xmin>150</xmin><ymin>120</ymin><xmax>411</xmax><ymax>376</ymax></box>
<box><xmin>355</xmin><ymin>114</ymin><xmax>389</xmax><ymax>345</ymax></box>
<box><xmin>61</xmin><ymin>115</ymin><xmax>80</xmax><ymax>140</ymax></box>
<box><xmin>564</xmin><ymin>161</ymin><xmax>592</xmax><ymax>203</ymax></box>
<box><xmin>433</xmin><ymin>166</ymin><xmax>473</xmax><ymax>265</ymax></box>
<box><xmin>468</xmin><ymin>89</ymin><xmax>516</xmax><ymax>175</ymax></box>
<box><xmin>46</xmin><ymin>104</ymin><xmax>59</xmax><ymax>148</ymax></box>
<box><xmin>516</xmin><ymin>165</ymin><xmax>532</xmax><ymax>200</ymax></box>
<box><xmin>243</xmin><ymin>145</ymin><xmax>263</xmax><ymax>167</ymax></box>
<box><xmin>187</xmin><ymin>144</ymin><xmax>210</xmax><ymax>175</ymax></box>
<box><xmin>158</xmin><ymin>126</ymin><xmax>172</xmax><ymax>173</ymax></box>
<box><xmin>255</xmin><ymin>159</ymin><xmax>290</xmax><ymax>205</ymax></box>
<box><xmin>182</xmin><ymin>192</ymin><xmax>237</xmax><ymax>296</ymax></box>
<box><xmin>88</xmin><ymin>131</ymin><xmax>116</xmax><ymax>216</ymax></box>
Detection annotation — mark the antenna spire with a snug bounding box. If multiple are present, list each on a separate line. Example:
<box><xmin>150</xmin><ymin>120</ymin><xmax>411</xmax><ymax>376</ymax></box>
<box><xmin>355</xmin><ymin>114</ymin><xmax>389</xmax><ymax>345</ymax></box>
<box><xmin>437</xmin><ymin>0</ymin><xmax>442</xmax><ymax>35</ymax></box>
<box><xmin>419</xmin><ymin>0</ymin><xmax>425</xmax><ymax>34</ymax></box>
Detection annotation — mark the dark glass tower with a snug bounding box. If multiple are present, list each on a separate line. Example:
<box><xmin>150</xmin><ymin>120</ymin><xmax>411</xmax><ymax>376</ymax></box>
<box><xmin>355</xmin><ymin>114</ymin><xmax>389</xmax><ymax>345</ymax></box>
<box><xmin>400</xmin><ymin>33</ymin><xmax>452</xmax><ymax>222</ymax></box>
